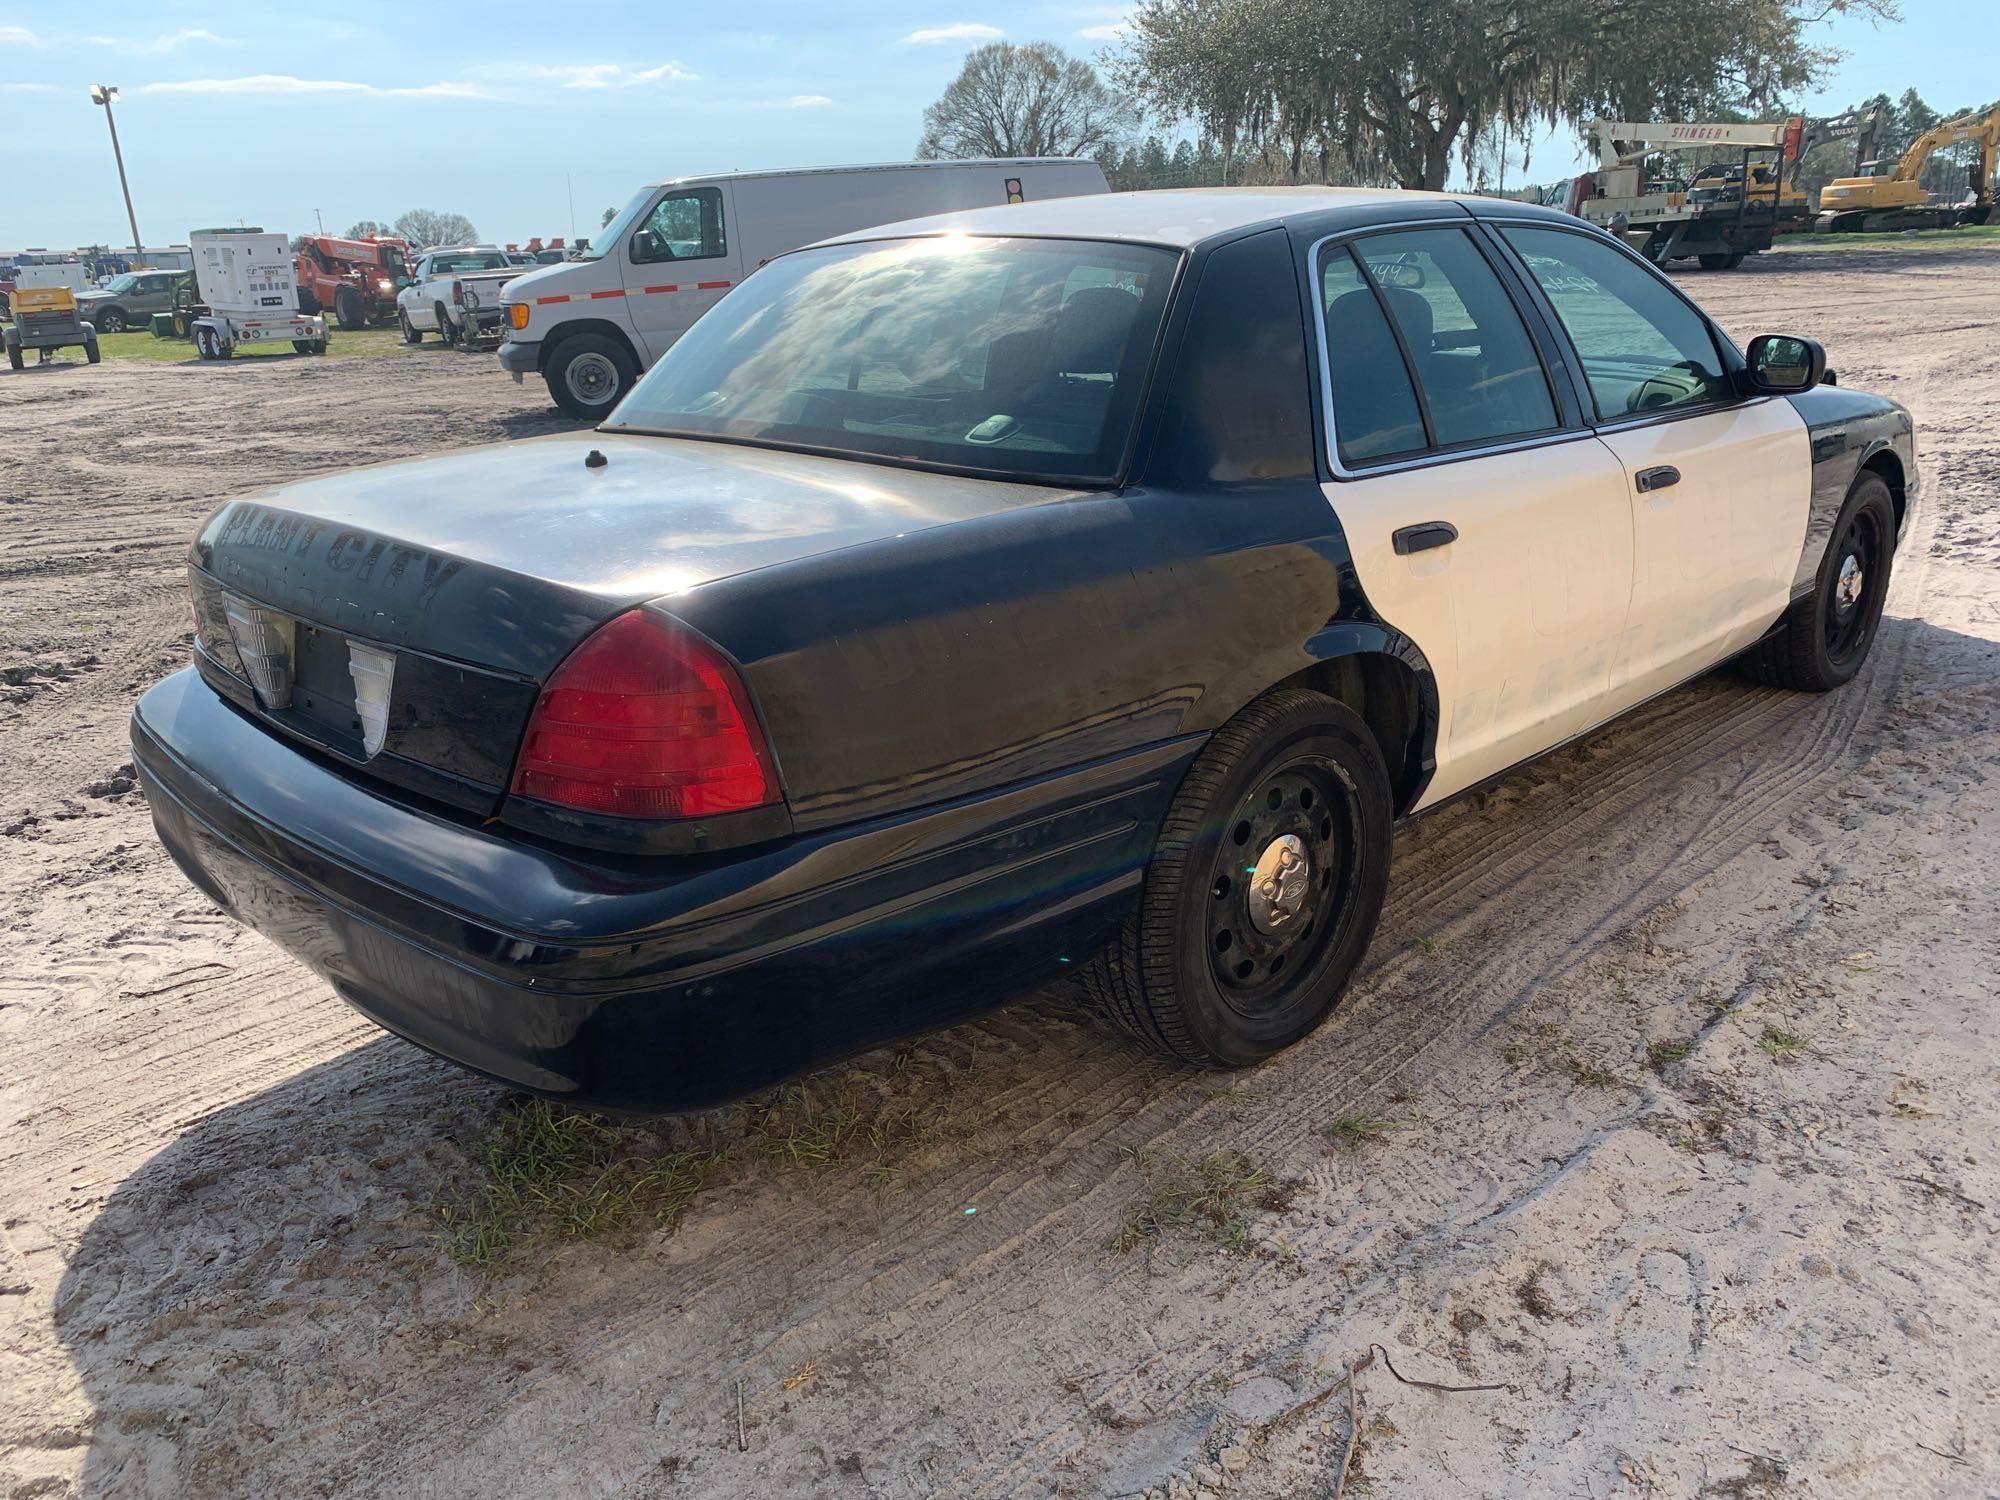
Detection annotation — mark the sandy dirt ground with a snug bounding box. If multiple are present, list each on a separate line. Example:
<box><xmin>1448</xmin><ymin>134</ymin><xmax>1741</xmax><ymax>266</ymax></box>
<box><xmin>1</xmin><ymin>247</ymin><xmax>1997</xmax><ymax>1500</ymax></box>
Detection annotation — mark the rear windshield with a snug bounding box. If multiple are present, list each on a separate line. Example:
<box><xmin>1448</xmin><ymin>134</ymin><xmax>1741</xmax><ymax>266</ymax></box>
<box><xmin>606</xmin><ymin>235</ymin><xmax>1179</xmax><ymax>483</ymax></box>
<box><xmin>430</xmin><ymin>251</ymin><xmax>508</xmax><ymax>273</ymax></box>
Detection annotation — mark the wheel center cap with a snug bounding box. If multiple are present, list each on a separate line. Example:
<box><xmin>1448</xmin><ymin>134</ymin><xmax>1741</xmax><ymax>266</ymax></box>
<box><xmin>1835</xmin><ymin>553</ymin><xmax>1865</xmax><ymax>612</ymax></box>
<box><xmin>1247</xmin><ymin>833</ymin><xmax>1312</xmax><ymax>935</ymax></box>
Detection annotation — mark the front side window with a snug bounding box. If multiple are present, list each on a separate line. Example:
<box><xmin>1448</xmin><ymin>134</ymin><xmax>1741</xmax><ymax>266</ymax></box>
<box><xmin>607</xmin><ymin>235</ymin><xmax>1177</xmax><ymax>483</ymax></box>
<box><xmin>1501</xmin><ymin>227</ymin><xmax>1730</xmax><ymax>419</ymax></box>
<box><xmin>631</xmin><ymin>188</ymin><xmax>726</xmax><ymax>265</ymax></box>
<box><xmin>1352</xmin><ymin>227</ymin><xmax>1558</xmax><ymax>449</ymax></box>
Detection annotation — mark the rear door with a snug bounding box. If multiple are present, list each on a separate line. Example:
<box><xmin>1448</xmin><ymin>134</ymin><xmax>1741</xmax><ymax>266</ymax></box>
<box><xmin>1496</xmin><ymin>225</ymin><xmax>1810</xmax><ymax>708</ymax></box>
<box><xmin>1314</xmin><ymin>225</ymin><xmax>1636</xmax><ymax>807</ymax></box>
<box><xmin>620</xmin><ymin>183</ymin><xmax>744</xmax><ymax>363</ymax></box>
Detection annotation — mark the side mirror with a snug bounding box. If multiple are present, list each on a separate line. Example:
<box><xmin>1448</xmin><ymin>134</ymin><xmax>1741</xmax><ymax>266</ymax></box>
<box><xmin>1743</xmin><ymin>333</ymin><xmax>1827</xmax><ymax>394</ymax></box>
<box><xmin>631</xmin><ymin>229</ymin><xmax>659</xmax><ymax>263</ymax></box>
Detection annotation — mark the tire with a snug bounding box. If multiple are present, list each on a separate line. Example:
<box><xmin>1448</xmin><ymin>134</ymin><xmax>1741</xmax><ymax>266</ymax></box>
<box><xmin>333</xmin><ymin>286</ymin><xmax>365</xmax><ymax>331</ymax></box>
<box><xmin>292</xmin><ymin>339</ymin><xmax>317</xmax><ymax>354</ymax></box>
<box><xmin>1725</xmin><ymin>251</ymin><xmax>1747</xmax><ymax>269</ymax></box>
<box><xmin>1697</xmin><ymin>253</ymin><xmax>1731</xmax><ymax>271</ymax></box>
<box><xmin>6</xmin><ymin>344</ymin><xmax>21</xmax><ymax>372</ymax></box>
<box><xmin>93</xmin><ymin>305</ymin><xmax>128</xmax><ymax>333</ymax></box>
<box><xmin>85</xmin><ymin>339</ymin><xmax>100</xmax><ymax>365</ymax></box>
<box><xmin>1739</xmin><ymin>472</ymin><xmax>1896</xmax><ymax>693</ymax></box>
<box><xmin>297</xmin><ymin>285</ymin><xmax>322</xmax><ymax>317</ymax></box>
<box><xmin>399</xmin><ymin>309</ymin><xmax>422</xmax><ymax>344</ymax></box>
<box><xmin>1081</xmin><ymin>689</ymin><xmax>1393</xmax><ymax>1068</ymax></box>
<box><xmin>194</xmin><ymin>326</ymin><xmax>215</xmax><ymax>360</ymax></box>
<box><xmin>544</xmin><ymin>333</ymin><xmax>638</xmax><ymax>418</ymax></box>
<box><xmin>434</xmin><ymin>304</ymin><xmax>456</xmax><ymax>348</ymax></box>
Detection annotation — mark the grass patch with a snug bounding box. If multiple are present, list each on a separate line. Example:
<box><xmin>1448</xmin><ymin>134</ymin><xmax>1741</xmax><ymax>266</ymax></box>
<box><xmin>1646</xmin><ymin>1038</ymin><xmax>1696</xmax><ymax>1073</ymax></box>
<box><xmin>1325</xmin><ymin>1114</ymin><xmax>1400</xmax><ymax>1150</ymax></box>
<box><xmin>90</xmin><ymin>325</ymin><xmax>433</xmax><ymax>364</ymax></box>
<box><xmin>1757</xmin><ymin>1023</ymin><xmax>1812</xmax><ymax>1061</ymax></box>
<box><xmin>436</xmin><ymin>1099</ymin><xmax>718</xmax><ymax>1270</ymax></box>
<box><xmin>1412</xmin><ymin>935</ymin><xmax>1455</xmax><ymax>957</ymax></box>
<box><xmin>1562</xmin><ymin>1055</ymin><xmax>1624</xmax><ymax>1090</ymax></box>
<box><xmin>1111</xmin><ymin>1149</ymin><xmax>1276</xmax><ymax>1255</ymax></box>
<box><xmin>1771</xmin><ymin>223</ymin><xmax>2000</xmax><ymax>254</ymax></box>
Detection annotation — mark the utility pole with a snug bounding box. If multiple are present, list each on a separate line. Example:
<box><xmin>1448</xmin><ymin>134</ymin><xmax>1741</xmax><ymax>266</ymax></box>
<box><xmin>315</xmin><ymin>207</ymin><xmax>326</xmax><ymax>235</ymax></box>
<box><xmin>90</xmin><ymin>85</ymin><xmax>145</xmax><ymax>269</ymax></box>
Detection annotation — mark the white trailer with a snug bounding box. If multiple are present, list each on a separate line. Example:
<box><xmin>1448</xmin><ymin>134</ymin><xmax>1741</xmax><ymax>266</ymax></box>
<box><xmin>188</xmin><ymin>228</ymin><xmax>327</xmax><ymax>358</ymax></box>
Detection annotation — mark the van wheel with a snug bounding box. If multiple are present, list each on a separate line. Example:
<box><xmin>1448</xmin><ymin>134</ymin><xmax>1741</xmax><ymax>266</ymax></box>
<box><xmin>546</xmin><ymin>334</ymin><xmax>637</xmax><ymax>418</ymax></box>
<box><xmin>1082</xmin><ymin>689</ymin><xmax>1392</xmax><ymax>1068</ymax></box>
<box><xmin>1738</xmin><ymin>472</ymin><xmax>1895</xmax><ymax>692</ymax></box>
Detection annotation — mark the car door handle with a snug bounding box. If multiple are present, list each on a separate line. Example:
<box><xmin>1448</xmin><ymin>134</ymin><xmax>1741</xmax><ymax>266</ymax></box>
<box><xmin>1392</xmin><ymin>521</ymin><xmax>1459</xmax><ymax>556</ymax></box>
<box><xmin>1635</xmin><ymin>465</ymin><xmax>1681</xmax><ymax>493</ymax></box>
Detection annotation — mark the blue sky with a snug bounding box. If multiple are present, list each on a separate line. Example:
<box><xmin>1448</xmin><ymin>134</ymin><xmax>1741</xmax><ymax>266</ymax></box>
<box><xmin>0</xmin><ymin>0</ymin><xmax>1981</xmax><ymax>251</ymax></box>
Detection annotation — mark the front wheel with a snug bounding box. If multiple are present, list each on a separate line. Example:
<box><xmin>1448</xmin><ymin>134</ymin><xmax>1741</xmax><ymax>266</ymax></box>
<box><xmin>1083</xmin><ymin>689</ymin><xmax>1392</xmax><ymax>1068</ymax></box>
<box><xmin>93</xmin><ymin>306</ymin><xmax>128</xmax><ymax>333</ymax></box>
<box><xmin>1739</xmin><ymin>471</ymin><xmax>1896</xmax><ymax>692</ymax></box>
<box><xmin>333</xmin><ymin>286</ymin><xmax>365</xmax><ymax>331</ymax></box>
<box><xmin>399</xmin><ymin>309</ymin><xmax>422</xmax><ymax>344</ymax></box>
<box><xmin>544</xmin><ymin>333</ymin><xmax>638</xmax><ymax>419</ymax></box>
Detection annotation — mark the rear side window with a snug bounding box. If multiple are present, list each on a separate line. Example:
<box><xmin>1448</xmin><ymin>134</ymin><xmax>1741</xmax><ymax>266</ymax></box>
<box><xmin>1500</xmin><ymin>227</ymin><xmax>1730</xmax><ymax>419</ymax></box>
<box><xmin>1319</xmin><ymin>247</ymin><xmax>1427</xmax><ymax>465</ymax></box>
<box><xmin>632</xmin><ymin>188</ymin><xmax>726</xmax><ymax>265</ymax></box>
<box><xmin>1352</xmin><ymin>228</ymin><xmax>1558</xmax><ymax>448</ymax></box>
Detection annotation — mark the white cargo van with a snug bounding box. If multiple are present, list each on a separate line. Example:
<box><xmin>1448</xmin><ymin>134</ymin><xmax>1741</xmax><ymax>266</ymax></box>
<box><xmin>497</xmin><ymin>157</ymin><xmax>1108</xmax><ymax>416</ymax></box>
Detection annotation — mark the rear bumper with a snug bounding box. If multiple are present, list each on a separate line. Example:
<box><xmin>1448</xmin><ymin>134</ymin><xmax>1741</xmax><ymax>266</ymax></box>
<box><xmin>133</xmin><ymin>668</ymin><xmax>1186</xmax><ymax>1111</ymax></box>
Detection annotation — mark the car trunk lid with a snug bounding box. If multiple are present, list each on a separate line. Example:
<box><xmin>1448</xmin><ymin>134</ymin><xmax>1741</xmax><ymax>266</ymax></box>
<box><xmin>191</xmin><ymin>432</ymin><xmax>1081</xmax><ymax>815</ymax></box>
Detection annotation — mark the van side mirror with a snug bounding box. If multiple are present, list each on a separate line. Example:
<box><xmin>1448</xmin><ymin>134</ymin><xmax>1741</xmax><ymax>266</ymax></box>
<box><xmin>1743</xmin><ymin>333</ymin><xmax>1827</xmax><ymax>394</ymax></box>
<box><xmin>632</xmin><ymin>229</ymin><xmax>659</xmax><ymax>263</ymax></box>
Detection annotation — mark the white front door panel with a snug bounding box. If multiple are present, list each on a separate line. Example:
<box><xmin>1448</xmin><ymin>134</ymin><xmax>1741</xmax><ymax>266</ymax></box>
<box><xmin>1595</xmin><ymin>398</ymin><xmax>1811</xmax><ymax>711</ymax></box>
<box><xmin>1327</xmin><ymin>436</ymin><xmax>1635</xmax><ymax>809</ymax></box>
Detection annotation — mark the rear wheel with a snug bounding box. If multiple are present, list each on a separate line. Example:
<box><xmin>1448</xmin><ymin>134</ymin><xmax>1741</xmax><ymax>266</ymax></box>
<box><xmin>85</xmin><ymin>339</ymin><xmax>100</xmax><ymax>364</ymax></box>
<box><xmin>545</xmin><ymin>333</ymin><xmax>638</xmax><ymax>418</ymax></box>
<box><xmin>1698</xmin><ymin>252</ymin><xmax>1731</xmax><ymax>270</ymax></box>
<box><xmin>6</xmin><ymin>343</ymin><xmax>22</xmax><ymax>372</ymax></box>
<box><xmin>1083</xmin><ymin>689</ymin><xmax>1392</xmax><ymax>1068</ymax></box>
<box><xmin>1739</xmin><ymin>472</ymin><xmax>1896</xmax><ymax>692</ymax></box>
<box><xmin>434</xmin><ymin>303</ymin><xmax>456</xmax><ymax>348</ymax></box>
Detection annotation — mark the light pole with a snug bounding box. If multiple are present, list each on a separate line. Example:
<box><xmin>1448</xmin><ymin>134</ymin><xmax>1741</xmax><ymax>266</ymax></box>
<box><xmin>90</xmin><ymin>84</ymin><xmax>146</xmax><ymax>269</ymax></box>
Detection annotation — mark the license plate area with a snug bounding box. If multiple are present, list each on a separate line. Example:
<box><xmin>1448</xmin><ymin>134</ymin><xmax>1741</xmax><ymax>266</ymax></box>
<box><xmin>287</xmin><ymin>621</ymin><xmax>383</xmax><ymax>758</ymax></box>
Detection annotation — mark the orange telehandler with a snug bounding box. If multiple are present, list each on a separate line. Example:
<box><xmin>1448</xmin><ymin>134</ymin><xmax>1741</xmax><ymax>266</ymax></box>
<box><xmin>293</xmin><ymin>235</ymin><xmax>414</xmax><ymax>329</ymax></box>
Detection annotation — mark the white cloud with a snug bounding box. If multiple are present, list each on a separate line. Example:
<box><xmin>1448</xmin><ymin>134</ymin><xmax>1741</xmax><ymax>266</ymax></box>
<box><xmin>1077</xmin><ymin>20</ymin><xmax>1130</xmax><ymax>39</ymax></box>
<box><xmin>532</xmin><ymin>61</ymin><xmax>697</xmax><ymax>89</ymax></box>
<box><xmin>141</xmin><ymin>74</ymin><xmax>491</xmax><ymax>99</ymax></box>
<box><xmin>0</xmin><ymin>24</ymin><xmax>40</xmax><ymax>46</ymax></box>
<box><xmin>901</xmin><ymin>21</ymin><xmax>1002</xmax><ymax>45</ymax></box>
<box><xmin>0</xmin><ymin>82</ymin><xmax>54</xmax><ymax>92</ymax></box>
<box><xmin>788</xmin><ymin>94</ymin><xmax>833</xmax><ymax>108</ymax></box>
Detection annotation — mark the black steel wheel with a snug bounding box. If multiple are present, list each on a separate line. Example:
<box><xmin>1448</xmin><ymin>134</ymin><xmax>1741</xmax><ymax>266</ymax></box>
<box><xmin>1083</xmin><ymin>689</ymin><xmax>1392</xmax><ymax>1068</ymax></box>
<box><xmin>1739</xmin><ymin>471</ymin><xmax>1896</xmax><ymax>692</ymax></box>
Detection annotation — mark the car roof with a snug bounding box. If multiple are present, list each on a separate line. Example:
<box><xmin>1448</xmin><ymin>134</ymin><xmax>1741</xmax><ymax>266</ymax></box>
<box><xmin>815</xmin><ymin>186</ymin><xmax>1583</xmax><ymax>251</ymax></box>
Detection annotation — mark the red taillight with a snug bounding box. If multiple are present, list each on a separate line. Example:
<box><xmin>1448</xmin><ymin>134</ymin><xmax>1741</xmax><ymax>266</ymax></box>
<box><xmin>510</xmin><ymin>610</ymin><xmax>780</xmax><ymax>820</ymax></box>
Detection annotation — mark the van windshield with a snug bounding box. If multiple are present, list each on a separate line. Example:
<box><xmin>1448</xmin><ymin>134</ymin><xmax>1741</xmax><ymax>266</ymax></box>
<box><xmin>605</xmin><ymin>235</ymin><xmax>1179</xmax><ymax>484</ymax></box>
<box><xmin>581</xmin><ymin>189</ymin><xmax>652</xmax><ymax>261</ymax></box>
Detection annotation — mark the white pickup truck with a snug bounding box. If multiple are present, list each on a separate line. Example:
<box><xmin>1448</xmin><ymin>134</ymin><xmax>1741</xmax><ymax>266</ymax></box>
<box><xmin>396</xmin><ymin>246</ymin><xmax>522</xmax><ymax>348</ymax></box>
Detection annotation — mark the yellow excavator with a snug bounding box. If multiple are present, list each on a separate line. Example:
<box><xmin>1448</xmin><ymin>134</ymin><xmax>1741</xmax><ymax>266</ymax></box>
<box><xmin>1816</xmin><ymin>104</ymin><xmax>2000</xmax><ymax>232</ymax></box>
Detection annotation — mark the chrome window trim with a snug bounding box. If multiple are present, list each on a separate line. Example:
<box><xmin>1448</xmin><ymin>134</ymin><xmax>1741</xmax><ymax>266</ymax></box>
<box><xmin>1306</xmin><ymin>222</ymin><xmax>1583</xmax><ymax>482</ymax></box>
